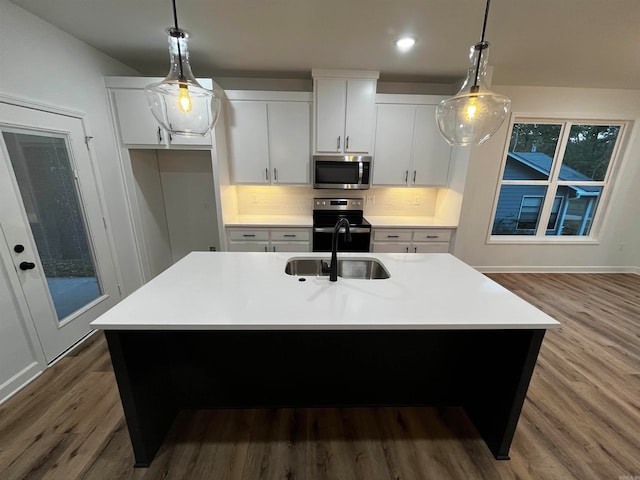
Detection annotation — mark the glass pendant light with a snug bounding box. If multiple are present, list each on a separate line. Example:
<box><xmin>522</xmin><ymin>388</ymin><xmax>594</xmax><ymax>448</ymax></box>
<box><xmin>435</xmin><ymin>0</ymin><xmax>511</xmax><ymax>146</ymax></box>
<box><xmin>145</xmin><ymin>0</ymin><xmax>220</xmax><ymax>136</ymax></box>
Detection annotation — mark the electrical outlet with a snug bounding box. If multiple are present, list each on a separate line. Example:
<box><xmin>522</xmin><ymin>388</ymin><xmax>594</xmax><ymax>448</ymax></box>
<box><xmin>366</xmin><ymin>195</ymin><xmax>375</xmax><ymax>204</ymax></box>
<box><xmin>414</xmin><ymin>196</ymin><xmax>421</xmax><ymax>205</ymax></box>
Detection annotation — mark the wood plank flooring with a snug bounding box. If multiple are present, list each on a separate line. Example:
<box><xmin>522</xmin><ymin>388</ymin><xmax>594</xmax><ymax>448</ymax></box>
<box><xmin>0</xmin><ymin>273</ymin><xmax>638</xmax><ymax>480</ymax></box>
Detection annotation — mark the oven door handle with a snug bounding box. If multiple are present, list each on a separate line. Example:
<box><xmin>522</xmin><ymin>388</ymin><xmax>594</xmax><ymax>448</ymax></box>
<box><xmin>314</xmin><ymin>227</ymin><xmax>371</xmax><ymax>234</ymax></box>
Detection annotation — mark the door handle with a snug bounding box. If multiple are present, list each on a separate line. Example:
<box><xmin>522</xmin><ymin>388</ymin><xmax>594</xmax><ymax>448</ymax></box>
<box><xmin>404</xmin><ymin>170</ymin><xmax>409</xmax><ymax>183</ymax></box>
<box><xmin>19</xmin><ymin>261</ymin><xmax>36</xmax><ymax>271</ymax></box>
<box><xmin>345</xmin><ymin>136</ymin><xmax>349</xmax><ymax>150</ymax></box>
<box><xmin>413</xmin><ymin>170</ymin><xmax>417</xmax><ymax>183</ymax></box>
<box><xmin>337</xmin><ymin>136</ymin><xmax>341</xmax><ymax>150</ymax></box>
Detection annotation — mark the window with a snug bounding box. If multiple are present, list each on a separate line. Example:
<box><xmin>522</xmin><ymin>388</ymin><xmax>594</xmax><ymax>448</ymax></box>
<box><xmin>516</xmin><ymin>196</ymin><xmax>563</xmax><ymax>231</ymax></box>
<box><xmin>491</xmin><ymin>120</ymin><xmax>624</xmax><ymax>240</ymax></box>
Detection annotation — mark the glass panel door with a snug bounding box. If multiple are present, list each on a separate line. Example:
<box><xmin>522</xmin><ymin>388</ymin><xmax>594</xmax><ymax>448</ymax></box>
<box><xmin>0</xmin><ymin>102</ymin><xmax>119</xmax><ymax>363</ymax></box>
<box><xmin>2</xmin><ymin>130</ymin><xmax>102</xmax><ymax>321</ymax></box>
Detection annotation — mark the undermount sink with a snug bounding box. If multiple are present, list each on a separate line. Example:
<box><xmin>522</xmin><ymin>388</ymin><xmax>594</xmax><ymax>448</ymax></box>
<box><xmin>285</xmin><ymin>257</ymin><xmax>390</xmax><ymax>280</ymax></box>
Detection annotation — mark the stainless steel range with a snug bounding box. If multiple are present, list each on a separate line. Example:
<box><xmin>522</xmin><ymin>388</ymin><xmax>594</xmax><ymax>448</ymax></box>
<box><xmin>312</xmin><ymin>197</ymin><xmax>371</xmax><ymax>252</ymax></box>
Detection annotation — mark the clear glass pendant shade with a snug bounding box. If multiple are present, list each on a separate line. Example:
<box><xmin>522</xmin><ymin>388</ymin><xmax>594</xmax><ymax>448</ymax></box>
<box><xmin>436</xmin><ymin>42</ymin><xmax>511</xmax><ymax>146</ymax></box>
<box><xmin>145</xmin><ymin>28</ymin><xmax>220</xmax><ymax>136</ymax></box>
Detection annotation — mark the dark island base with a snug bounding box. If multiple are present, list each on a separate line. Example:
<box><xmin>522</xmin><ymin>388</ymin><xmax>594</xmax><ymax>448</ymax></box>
<box><xmin>105</xmin><ymin>329</ymin><xmax>545</xmax><ymax>467</ymax></box>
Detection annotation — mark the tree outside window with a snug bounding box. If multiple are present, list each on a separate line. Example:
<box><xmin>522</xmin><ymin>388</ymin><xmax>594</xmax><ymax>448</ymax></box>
<box><xmin>491</xmin><ymin>120</ymin><xmax>623</xmax><ymax>239</ymax></box>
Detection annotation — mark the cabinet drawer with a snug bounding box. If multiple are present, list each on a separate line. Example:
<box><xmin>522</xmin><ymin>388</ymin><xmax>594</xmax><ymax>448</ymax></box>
<box><xmin>270</xmin><ymin>229</ymin><xmax>310</xmax><ymax>241</ymax></box>
<box><xmin>373</xmin><ymin>229</ymin><xmax>412</xmax><ymax>242</ymax></box>
<box><xmin>412</xmin><ymin>229</ymin><xmax>452</xmax><ymax>242</ymax></box>
<box><xmin>227</xmin><ymin>229</ymin><xmax>269</xmax><ymax>241</ymax></box>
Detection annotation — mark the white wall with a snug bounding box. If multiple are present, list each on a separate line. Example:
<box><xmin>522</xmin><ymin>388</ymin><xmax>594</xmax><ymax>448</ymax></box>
<box><xmin>454</xmin><ymin>86</ymin><xmax>640</xmax><ymax>271</ymax></box>
<box><xmin>0</xmin><ymin>0</ymin><xmax>143</xmax><ymax>292</ymax></box>
<box><xmin>0</xmin><ymin>1</ymin><xmax>145</xmax><ymax>403</ymax></box>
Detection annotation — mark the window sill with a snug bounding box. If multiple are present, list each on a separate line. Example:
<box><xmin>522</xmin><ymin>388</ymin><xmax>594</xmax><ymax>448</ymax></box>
<box><xmin>487</xmin><ymin>236</ymin><xmax>600</xmax><ymax>246</ymax></box>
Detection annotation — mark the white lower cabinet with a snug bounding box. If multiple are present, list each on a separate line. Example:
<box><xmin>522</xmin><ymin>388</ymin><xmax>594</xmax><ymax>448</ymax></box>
<box><xmin>226</xmin><ymin>227</ymin><xmax>311</xmax><ymax>252</ymax></box>
<box><xmin>371</xmin><ymin>228</ymin><xmax>453</xmax><ymax>253</ymax></box>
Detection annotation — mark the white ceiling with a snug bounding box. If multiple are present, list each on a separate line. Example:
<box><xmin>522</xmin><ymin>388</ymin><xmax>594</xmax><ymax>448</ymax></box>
<box><xmin>9</xmin><ymin>0</ymin><xmax>640</xmax><ymax>89</ymax></box>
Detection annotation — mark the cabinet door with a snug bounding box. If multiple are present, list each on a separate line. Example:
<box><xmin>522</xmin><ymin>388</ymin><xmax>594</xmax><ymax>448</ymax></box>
<box><xmin>371</xmin><ymin>242</ymin><xmax>411</xmax><ymax>253</ymax></box>
<box><xmin>413</xmin><ymin>242</ymin><xmax>450</xmax><ymax>253</ymax></box>
<box><xmin>315</xmin><ymin>78</ymin><xmax>346</xmax><ymax>153</ymax></box>
<box><xmin>411</xmin><ymin>105</ymin><xmax>451</xmax><ymax>186</ymax></box>
<box><xmin>271</xmin><ymin>242</ymin><xmax>310</xmax><ymax>252</ymax></box>
<box><xmin>372</xmin><ymin>105</ymin><xmax>415</xmax><ymax>185</ymax></box>
<box><xmin>228</xmin><ymin>101</ymin><xmax>270</xmax><ymax>183</ymax></box>
<box><xmin>344</xmin><ymin>79</ymin><xmax>377</xmax><ymax>153</ymax></box>
<box><xmin>227</xmin><ymin>242</ymin><xmax>269</xmax><ymax>252</ymax></box>
<box><xmin>112</xmin><ymin>90</ymin><xmax>165</xmax><ymax>146</ymax></box>
<box><xmin>268</xmin><ymin>102</ymin><xmax>310</xmax><ymax>184</ymax></box>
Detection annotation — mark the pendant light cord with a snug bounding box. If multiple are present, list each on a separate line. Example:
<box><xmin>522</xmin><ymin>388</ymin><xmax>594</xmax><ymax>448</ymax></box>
<box><xmin>473</xmin><ymin>0</ymin><xmax>491</xmax><ymax>89</ymax></box>
<box><xmin>171</xmin><ymin>0</ymin><xmax>186</xmax><ymax>81</ymax></box>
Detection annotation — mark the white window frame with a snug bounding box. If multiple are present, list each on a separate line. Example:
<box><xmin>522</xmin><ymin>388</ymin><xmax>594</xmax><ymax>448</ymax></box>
<box><xmin>488</xmin><ymin>117</ymin><xmax>629</xmax><ymax>244</ymax></box>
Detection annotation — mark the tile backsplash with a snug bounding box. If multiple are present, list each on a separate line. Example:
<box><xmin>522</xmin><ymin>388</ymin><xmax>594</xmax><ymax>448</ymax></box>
<box><xmin>235</xmin><ymin>186</ymin><xmax>439</xmax><ymax>217</ymax></box>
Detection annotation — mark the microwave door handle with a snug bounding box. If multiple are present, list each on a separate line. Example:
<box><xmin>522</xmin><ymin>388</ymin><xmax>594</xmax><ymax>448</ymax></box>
<box><xmin>358</xmin><ymin>161</ymin><xmax>363</xmax><ymax>184</ymax></box>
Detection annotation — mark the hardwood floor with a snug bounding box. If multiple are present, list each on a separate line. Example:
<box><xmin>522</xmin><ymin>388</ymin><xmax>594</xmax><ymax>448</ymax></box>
<box><xmin>0</xmin><ymin>273</ymin><xmax>638</xmax><ymax>480</ymax></box>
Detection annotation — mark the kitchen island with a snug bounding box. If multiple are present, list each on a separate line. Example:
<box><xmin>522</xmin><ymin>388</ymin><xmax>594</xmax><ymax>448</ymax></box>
<box><xmin>91</xmin><ymin>252</ymin><xmax>560</xmax><ymax>466</ymax></box>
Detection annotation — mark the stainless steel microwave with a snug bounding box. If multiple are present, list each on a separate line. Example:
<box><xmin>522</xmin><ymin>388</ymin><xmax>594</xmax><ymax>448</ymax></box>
<box><xmin>313</xmin><ymin>155</ymin><xmax>372</xmax><ymax>190</ymax></box>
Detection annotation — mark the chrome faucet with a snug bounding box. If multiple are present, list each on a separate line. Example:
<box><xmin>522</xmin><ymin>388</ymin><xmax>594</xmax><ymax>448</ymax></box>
<box><xmin>327</xmin><ymin>217</ymin><xmax>352</xmax><ymax>282</ymax></box>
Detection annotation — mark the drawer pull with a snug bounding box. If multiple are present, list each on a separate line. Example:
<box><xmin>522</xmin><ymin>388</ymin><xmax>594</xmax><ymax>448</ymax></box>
<box><xmin>426</xmin><ymin>235</ymin><xmax>439</xmax><ymax>239</ymax></box>
<box><xmin>242</xmin><ymin>234</ymin><xmax>256</xmax><ymax>238</ymax></box>
<box><xmin>387</xmin><ymin>235</ymin><xmax>400</xmax><ymax>238</ymax></box>
<box><xmin>283</xmin><ymin>234</ymin><xmax>296</xmax><ymax>238</ymax></box>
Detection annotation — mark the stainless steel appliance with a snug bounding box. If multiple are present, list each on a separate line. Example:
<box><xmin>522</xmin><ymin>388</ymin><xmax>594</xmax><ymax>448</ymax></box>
<box><xmin>313</xmin><ymin>155</ymin><xmax>371</xmax><ymax>190</ymax></box>
<box><xmin>312</xmin><ymin>197</ymin><xmax>371</xmax><ymax>252</ymax></box>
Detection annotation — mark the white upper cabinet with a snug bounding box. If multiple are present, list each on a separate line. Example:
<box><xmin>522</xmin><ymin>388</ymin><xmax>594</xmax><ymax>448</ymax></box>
<box><xmin>313</xmin><ymin>70</ymin><xmax>379</xmax><ymax>154</ymax></box>
<box><xmin>411</xmin><ymin>105</ymin><xmax>452</xmax><ymax>186</ymax></box>
<box><xmin>373</xmin><ymin>96</ymin><xmax>452</xmax><ymax>187</ymax></box>
<box><xmin>106</xmin><ymin>77</ymin><xmax>212</xmax><ymax>148</ymax></box>
<box><xmin>228</xmin><ymin>101</ymin><xmax>271</xmax><ymax>183</ymax></box>
<box><xmin>267</xmin><ymin>102</ymin><xmax>311</xmax><ymax>184</ymax></box>
<box><xmin>112</xmin><ymin>89</ymin><xmax>166</xmax><ymax>146</ymax></box>
<box><xmin>226</xmin><ymin>91</ymin><xmax>311</xmax><ymax>185</ymax></box>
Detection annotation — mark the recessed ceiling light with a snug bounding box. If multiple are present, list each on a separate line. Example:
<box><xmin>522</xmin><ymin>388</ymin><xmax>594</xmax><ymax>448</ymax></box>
<box><xmin>395</xmin><ymin>37</ymin><xmax>416</xmax><ymax>51</ymax></box>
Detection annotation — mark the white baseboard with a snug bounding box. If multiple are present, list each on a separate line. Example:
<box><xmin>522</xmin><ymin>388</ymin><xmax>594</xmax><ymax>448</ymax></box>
<box><xmin>475</xmin><ymin>265</ymin><xmax>640</xmax><ymax>274</ymax></box>
<box><xmin>0</xmin><ymin>362</ymin><xmax>43</xmax><ymax>406</ymax></box>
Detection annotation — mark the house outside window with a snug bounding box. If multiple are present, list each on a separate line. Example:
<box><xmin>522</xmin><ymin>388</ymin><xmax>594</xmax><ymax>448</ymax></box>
<box><xmin>516</xmin><ymin>196</ymin><xmax>563</xmax><ymax>231</ymax></box>
<box><xmin>490</xmin><ymin>120</ymin><xmax>626</xmax><ymax>241</ymax></box>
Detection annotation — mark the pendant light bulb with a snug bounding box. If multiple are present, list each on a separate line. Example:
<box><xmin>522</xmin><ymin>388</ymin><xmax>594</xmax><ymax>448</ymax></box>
<box><xmin>435</xmin><ymin>0</ymin><xmax>511</xmax><ymax>146</ymax></box>
<box><xmin>178</xmin><ymin>82</ymin><xmax>193</xmax><ymax>112</ymax></box>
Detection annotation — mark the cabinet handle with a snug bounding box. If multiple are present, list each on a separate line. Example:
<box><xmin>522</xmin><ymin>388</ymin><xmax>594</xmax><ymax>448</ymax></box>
<box><xmin>414</xmin><ymin>247</ymin><xmax>417</xmax><ymax>253</ymax></box>
<box><xmin>264</xmin><ymin>245</ymin><xmax>268</xmax><ymax>252</ymax></box>
<box><xmin>386</xmin><ymin>235</ymin><xmax>400</xmax><ymax>238</ymax></box>
<box><xmin>265</xmin><ymin>168</ymin><xmax>269</xmax><ymax>181</ymax></box>
<box><xmin>242</xmin><ymin>234</ymin><xmax>256</xmax><ymax>237</ymax></box>
<box><xmin>405</xmin><ymin>246</ymin><xmax>409</xmax><ymax>253</ymax></box>
<box><xmin>404</xmin><ymin>170</ymin><xmax>409</xmax><ymax>182</ymax></box>
<box><xmin>346</xmin><ymin>136</ymin><xmax>349</xmax><ymax>150</ymax></box>
<box><xmin>157</xmin><ymin>127</ymin><xmax>163</xmax><ymax>143</ymax></box>
<box><xmin>168</xmin><ymin>124</ymin><xmax>173</xmax><ymax>142</ymax></box>
<box><xmin>273</xmin><ymin>246</ymin><xmax>276</xmax><ymax>252</ymax></box>
<box><xmin>426</xmin><ymin>235</ymin><xmax>439</xmax><ymax>239</ymax></box>
<box><xmin>274</xmin><ymin>168</ymin><xmax>278</xmax><ymax>182</ymax></box>
<box><xmin>413</xmin><ymin>170</ymin><xmax>417</xmax><ymax>183</ymax></box>
<box><xmin>283</xmin><ymin>234</ymin><xmax>296</xmax><ymax>238</ymax></box>
<box><xmin>337</xmin><ymin>136</ymin><xmax>341</xmax><ymax>150</ymax></box>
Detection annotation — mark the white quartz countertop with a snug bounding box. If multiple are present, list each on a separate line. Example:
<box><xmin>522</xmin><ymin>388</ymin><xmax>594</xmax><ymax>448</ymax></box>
<box><xmin>224</xmin><ymin>214</ymin><xmax>312</xmax><ymax>227</ymax></box>
<box><xmin>91</xmin><ymin>252</ymin><xmax>560</xmax><ymax>331</ymax></box>
<box><xmin>366</xmin><ymin>216</ymin><xmax>457</xmax><ymax>228</ymax></box>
